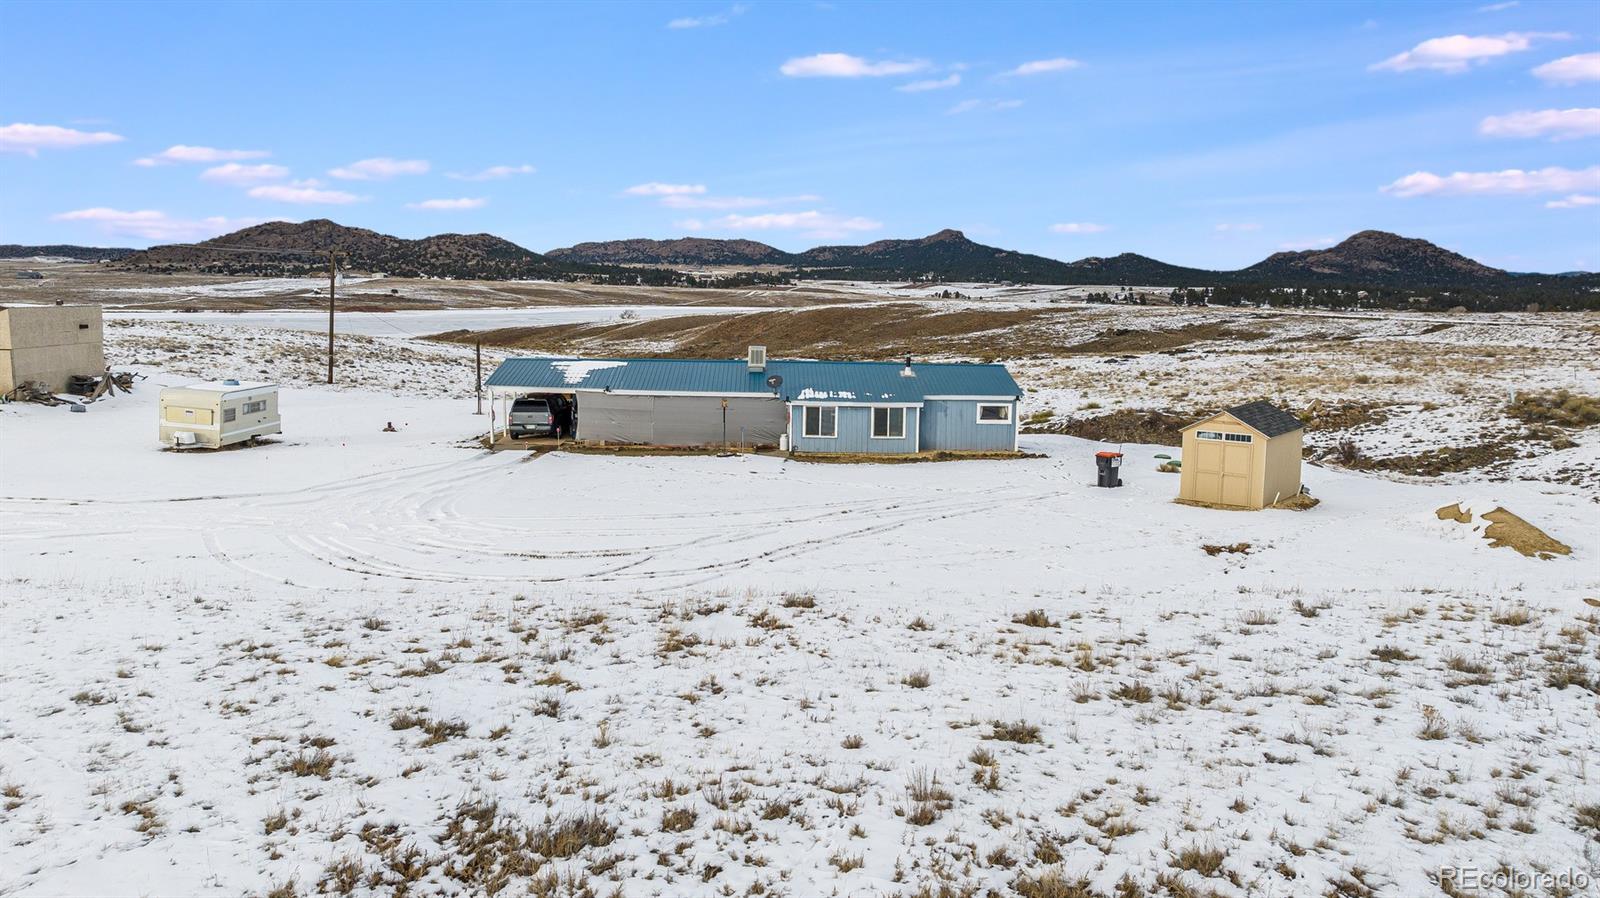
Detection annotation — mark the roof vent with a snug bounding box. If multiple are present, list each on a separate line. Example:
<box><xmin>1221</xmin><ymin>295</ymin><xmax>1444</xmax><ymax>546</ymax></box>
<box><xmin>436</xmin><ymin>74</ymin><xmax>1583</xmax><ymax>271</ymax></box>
<box><xmin>223</xmin><ymin>378</ymin><xmax>240</xmax><ymax>385</ymax></box>
<box><xmin>900</xmin><ymin>356</ymin><xmax>916</xmax><ymax>378</ymax></box>
<box><xmin>747</xmin><ymin>345</ymin><xmax>767</xmax><ymax>372</ymax></box>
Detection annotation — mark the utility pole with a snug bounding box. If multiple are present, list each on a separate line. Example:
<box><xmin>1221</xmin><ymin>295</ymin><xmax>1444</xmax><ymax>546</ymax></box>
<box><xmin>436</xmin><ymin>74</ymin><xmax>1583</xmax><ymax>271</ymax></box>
<box><xmin>474</xmin><ymin>342</ymin><xmax>483</xmax><ymax>415</ymax></box>
<box><xmin>326</xmin><ymin>247</ymin><xmax>339</xmax><ymax>385</ymax></box>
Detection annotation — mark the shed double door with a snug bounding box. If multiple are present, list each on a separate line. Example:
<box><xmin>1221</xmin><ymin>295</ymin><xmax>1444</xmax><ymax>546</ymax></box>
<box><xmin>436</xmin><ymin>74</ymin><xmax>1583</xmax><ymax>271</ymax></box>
<box><xmin>1193</xmin><ymin>440</ymin><xmax>1252</xmax><ymax>507</ymax></box>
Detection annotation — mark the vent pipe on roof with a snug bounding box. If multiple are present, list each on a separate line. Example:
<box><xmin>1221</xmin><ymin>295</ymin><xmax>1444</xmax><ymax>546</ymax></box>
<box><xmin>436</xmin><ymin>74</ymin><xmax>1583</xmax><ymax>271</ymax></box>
<box><xmin>747</xmin><ymin>345</ymin><xmax>767</xmax><ymax>372</ymax></box>
<box><xmin>900</xmin><ymin>356</ymin><xmax>915</xmax><ymax>378</ymax></box>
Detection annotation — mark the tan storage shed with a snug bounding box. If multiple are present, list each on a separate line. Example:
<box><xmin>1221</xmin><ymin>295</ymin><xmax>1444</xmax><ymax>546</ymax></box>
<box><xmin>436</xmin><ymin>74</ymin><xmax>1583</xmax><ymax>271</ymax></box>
<box><xmin>0</xmin><ymin>304</ymin><xmax>104</xmax><ymax>395</ymax></box>
<box><xmin>1178</xmin><ymin>401</ymin><xmax>1304</xmax><ymax>510</ymax></box>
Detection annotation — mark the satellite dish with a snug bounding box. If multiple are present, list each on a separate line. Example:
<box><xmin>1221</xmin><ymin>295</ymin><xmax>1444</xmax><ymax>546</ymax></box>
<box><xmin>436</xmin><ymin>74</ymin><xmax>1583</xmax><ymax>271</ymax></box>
<box><xmin>766</xmin><ymin>374</ymin><xmax>783</xmax><ymax>391</ymax></box>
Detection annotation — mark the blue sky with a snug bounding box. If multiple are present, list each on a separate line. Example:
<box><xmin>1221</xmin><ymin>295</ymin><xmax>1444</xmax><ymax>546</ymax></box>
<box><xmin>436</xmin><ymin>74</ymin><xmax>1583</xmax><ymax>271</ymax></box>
<box><xmin>3</xmin><ymin>0</ymin><xmax>1597</xmax><ymax>271</ymax></box>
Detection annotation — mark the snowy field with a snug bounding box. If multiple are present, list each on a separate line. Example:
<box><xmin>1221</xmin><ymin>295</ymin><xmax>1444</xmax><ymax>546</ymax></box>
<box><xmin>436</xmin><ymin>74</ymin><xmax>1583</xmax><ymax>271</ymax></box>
<box><xmin>2</xmin><ymin>318</ymin><xmax>1598</xmax><ymax>898</ymax></box>
<box><xmin>111</xmin><ymin>305</ymin><xmax>769</xmax><ymax>340</ymax></box>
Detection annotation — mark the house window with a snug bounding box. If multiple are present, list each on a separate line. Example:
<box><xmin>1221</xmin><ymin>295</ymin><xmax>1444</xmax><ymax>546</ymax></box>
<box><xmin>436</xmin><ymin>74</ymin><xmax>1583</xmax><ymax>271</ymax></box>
<box><xmin>802</xmin><ymin>406</ymin><xmax>836</xmax><ymax>438</ymax></box>
<box><xmin>872</xmin><ymin>407</ymin><xmax>905</xmax><ymax>439</ymax></box>
<box><xmin>1196</xmin><ymin>430</ymin><xmax>1224</xmax><ymax>441</ymax></box>
<box><xmin>242</xmin><ymin>400</ymin><xmax>267</xmax><ymax>414</ymax></box>
<box><xmin>1224</xmin><ymin>432</ymin><xmax>1252</xmax><ymax>443</ymax></box>
<box><xmin>976</xmin><ymin>404</ymin><xmax>1011</xmax><ymax>424</ymax></box>
<box><xmin>222</xmin><ymin>407</ymin><xmax>237</xmax><ymax>423</ymax></box>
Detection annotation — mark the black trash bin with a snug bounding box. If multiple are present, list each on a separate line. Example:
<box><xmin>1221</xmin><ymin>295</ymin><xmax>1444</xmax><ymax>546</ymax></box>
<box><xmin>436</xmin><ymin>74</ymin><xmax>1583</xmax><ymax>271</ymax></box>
<box><xmin>1095</xmin><ymin>451</ymin><xmax>1123</xmax><ymax>488</ymax></box>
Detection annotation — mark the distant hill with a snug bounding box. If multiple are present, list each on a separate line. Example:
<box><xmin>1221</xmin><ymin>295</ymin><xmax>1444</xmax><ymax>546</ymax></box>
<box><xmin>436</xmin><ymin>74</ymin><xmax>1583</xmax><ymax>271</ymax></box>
<box><xmin>549</xmin><ymin>237</ymin><xmax>790</xmax><ymax>266</ymax></box>
<box><xmin>108</xmin><ymin>220</ymin><xmax>1589</xmax><ymax>291</ymax></box>
<box><xmin>0</xmin><ymin>244</ymin><xmax>137</xmax><ymax>261</ymax></box>
<box><xmin>1239</xmin><ymin>230</ymin><xmax>1506</xmax><ymax>288</ymax></box>
<box><xmin>122</xmin><ymin>219</ymin><xmax>574</xmax><ymax>279</ymax></box>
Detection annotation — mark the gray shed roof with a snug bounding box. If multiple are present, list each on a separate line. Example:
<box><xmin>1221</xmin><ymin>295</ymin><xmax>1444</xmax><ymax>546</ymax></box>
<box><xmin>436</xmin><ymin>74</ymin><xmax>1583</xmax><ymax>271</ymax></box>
<box><xmin>1223</xmin><ymin>401</ymin><xmax>1304</xmax><ymax>437</ymax></box>
<box><xmin>485</xmin><ymin>357</ymin><xmax>1021</xmax><ymax>404</ymax></box>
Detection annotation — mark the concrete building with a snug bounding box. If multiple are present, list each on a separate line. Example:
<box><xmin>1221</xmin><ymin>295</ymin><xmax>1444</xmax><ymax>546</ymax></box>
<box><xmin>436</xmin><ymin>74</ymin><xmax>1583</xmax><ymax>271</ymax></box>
<box><xmin>1178</xmin><ymin>401</ymin><xmax>1305</xmax><ymax>509</ymax></box>
<box><xmin>0</xmin><ymin>304</ymin><xmax>104</xmax><ymax>394</ymax></box>
<box><xmin>158</xmin><ymin>381</ymin><xmax>282</xmax><ymax>449</ymax></box>
<box><xmin>485</xmin><ymin>348</ymin><xmax>1021</xmax><ymax>455</ymax></box>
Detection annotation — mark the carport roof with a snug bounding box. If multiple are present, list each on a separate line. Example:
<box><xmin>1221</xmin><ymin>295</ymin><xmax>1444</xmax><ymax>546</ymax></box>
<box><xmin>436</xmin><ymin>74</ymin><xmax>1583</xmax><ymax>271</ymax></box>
<box><xmin>485</xmin><ymin>357</ymin><xmax>1021</xmax><ymax>403</ymax></box>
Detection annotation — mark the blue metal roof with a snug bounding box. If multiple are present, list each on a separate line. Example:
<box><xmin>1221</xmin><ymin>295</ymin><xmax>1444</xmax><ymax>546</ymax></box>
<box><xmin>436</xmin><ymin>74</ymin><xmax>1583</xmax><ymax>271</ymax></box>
<box><xmin>485</xmin><ymin>357</ymin><xmax>1020</xmax><ymax>403</ymax></box>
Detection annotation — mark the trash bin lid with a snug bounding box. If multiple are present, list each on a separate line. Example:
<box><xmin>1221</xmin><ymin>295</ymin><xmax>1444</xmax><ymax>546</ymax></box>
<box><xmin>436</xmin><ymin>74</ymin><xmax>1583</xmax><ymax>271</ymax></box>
<box><xmin>1094</xmin><ymin>451</ymin><xmax>1123</xmax><ymax>458</ymax></box>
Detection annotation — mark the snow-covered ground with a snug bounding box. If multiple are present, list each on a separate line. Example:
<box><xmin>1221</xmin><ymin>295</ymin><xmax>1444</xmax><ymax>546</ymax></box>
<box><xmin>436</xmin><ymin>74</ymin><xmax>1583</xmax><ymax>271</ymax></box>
<box><xmin>1</xmin><ymin>318</ymin><xmax>1598</xmax><ymax>898</ymax></box>
<box><xmin>111</xmin><ymin>305</ymin><xmax>768</xmax><ymax>340</ymax></box>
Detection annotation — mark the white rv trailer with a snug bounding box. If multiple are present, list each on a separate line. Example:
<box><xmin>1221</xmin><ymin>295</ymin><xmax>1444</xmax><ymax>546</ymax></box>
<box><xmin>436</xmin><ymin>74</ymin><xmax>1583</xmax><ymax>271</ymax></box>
<box><xmin>158</xmin><ymin>380</ymin><xmax>281</xmax><ymax>449</ymax></box>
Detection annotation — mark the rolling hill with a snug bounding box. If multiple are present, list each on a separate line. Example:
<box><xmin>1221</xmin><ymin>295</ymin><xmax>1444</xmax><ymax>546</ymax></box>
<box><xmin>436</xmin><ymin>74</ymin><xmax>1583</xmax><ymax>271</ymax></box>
<box><xmin>0</xmin><ymin>244</ymin><xmax>138</xmax><ymax>261</ymax></box>
<box><xmin>120</xmin><ymin>220</ymin><xmax>574</xmax><ymax>280</ymax></box>
<box><xmin>106</xmin><ymin>220</ymin><xmax>1591</xmax><ymax>290</ymax></box>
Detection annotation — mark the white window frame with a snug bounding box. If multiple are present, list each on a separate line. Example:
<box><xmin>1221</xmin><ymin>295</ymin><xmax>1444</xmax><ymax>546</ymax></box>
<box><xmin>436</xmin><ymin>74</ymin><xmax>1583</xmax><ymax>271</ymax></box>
<box><xmin>975</xmin><ymin>403</ymin><xmax>1012</xmax><ymax>425</ymax></box>
<box><xmin>1224</xmin><ymin>432</ymin><xmax>1252</xmax><ymax>443</ymax></box>
<box><xmin>242</xmin><ymin>400</ymin><xmax>267</xmax><ymax>414</ymax></box>
<box><xmin>801</xmin><ymin>405</ymin><xmax>837</xmax><ymax>439</ymax></box>
<box><xmin>871</xmin><ymin>406</ymin><xmax>907</xmax><ymax>440</ymax></box>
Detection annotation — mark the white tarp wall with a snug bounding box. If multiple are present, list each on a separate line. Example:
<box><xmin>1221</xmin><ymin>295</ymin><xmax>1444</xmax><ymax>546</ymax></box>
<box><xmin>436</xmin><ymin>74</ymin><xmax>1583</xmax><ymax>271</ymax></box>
<box><xmin>578</xmin><ymin>392</ymin><xmax>787</xmax><ymax>447</ymax></box>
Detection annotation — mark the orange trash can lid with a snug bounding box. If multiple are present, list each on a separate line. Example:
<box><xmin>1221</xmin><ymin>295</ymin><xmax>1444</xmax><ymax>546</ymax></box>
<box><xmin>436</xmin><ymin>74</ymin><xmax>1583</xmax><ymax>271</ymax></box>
<box><xmin>1095</xmin><ymin>451</ymin><xmax>1123</xmax><ymax>458</ymax></box>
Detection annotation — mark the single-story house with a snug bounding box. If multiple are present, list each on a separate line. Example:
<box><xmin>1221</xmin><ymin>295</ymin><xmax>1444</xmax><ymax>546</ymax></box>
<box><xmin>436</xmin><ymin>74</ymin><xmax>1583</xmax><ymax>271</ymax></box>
<box><xmin>484</xmin><ymin>347</ymin><xmax>1022</xmax><ymax>455</ymax></box>
<box><xmin>1178</xmin><ymin>400</ymin><xmax>1304</xmax><ymax>509</ymax></box>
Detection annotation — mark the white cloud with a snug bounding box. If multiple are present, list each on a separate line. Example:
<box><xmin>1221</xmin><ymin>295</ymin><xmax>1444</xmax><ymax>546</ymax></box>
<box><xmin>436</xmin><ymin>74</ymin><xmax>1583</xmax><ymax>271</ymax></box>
<box><xmin>133</xmin><ymin>144</ymin><xmax>269</xmax><ymax>166</ymax></box>
<box><xmin>1049</xmin><ymin>222</ymin><xmax>1107</xmax><ymax>234</ymax></box>
<box><xmin>1382</xmin><ymin>165</ymin><xmax>1600</xmax><ymax>197</ymax></box>
<box><xmin>52</xmin><ymin>207</ymin><xmax>261</xmax><ymax>242</ymax></box>
<box><xmin>1370</xmin><ymin>32</ymin><xmax>1567</xmax><ymax>73</ymax></box>
<box><xmin>406</xmin><ymin>197</ymin><xmax>488</xmax><ymax>210</ymax></box>
<box><xmin>1546</xmin><ymin>193</ymin><xmax>1599</xmax><ymax>208</ymax></box>
<box><xmin>1278</xmin><ymin>237</ymin><xmax>1338</xmax><ymax>251</ymax></box>
<box><xmin>1533</xmin><ymin>52</ymin><xmax>1600</xmax><ymax>84</ymax></box>
<box><xmin>1214</xmin><ymin>222</ymin><xmax>1262</xmax><ymax>232</ymax></box>
<box><xmin>668</xmin><ymin>3</ymin><xmax>745</xmax><ymax>29</ymax></box>
<box><xmin>327</xmin><ymin>157</ymin><xmax>429</xmax><ymax>180</ymax></box>
<box><xmin>1479</xmin><ymin>108</ymin><xmax>1600</xmax><ymax>140</ymax></box>
<box><xmin>1478</xmin><ymin>0</ymin><xmax>1518</xmax><ymax>10</ymax></box>
<box><xmin>896</xmin><ymin>74</ymin><xmax>961</xmax><ymax>92</ymax></box>
<box><xmin>447</xmin><ymin>164</ymin><xmax>536</xmax><ymax>181</ymax></box>
<box><xmin>779</xmin><ymin>53</ymin><xmax>930</xmax><ymax>78</ymax></box>
<box><xmin>199</xmin><ymin>162</ymin><xmax>290</xmax><ymax>184</ymax></box>
<box><xmin>0</xmin><ymin>123</ymin><xmax>124</xmax><ymax>156</ymax></box>
<box><xmin>675</xmin><ymin>218</ymin><xmax>706</xmax><ymax>231</ymax></box>
<box><xmin>248</xmin><ymin>181</ymin><xmax>364</xmax><ymax>204</ymax></box>
<box><xmin>947</xmin><ymin>98</ymin><xmax>1024</xmax><ymax>115</ymax></box>
<box><xmin>1001</xmin><ymin>57</ymin><xmax>1082</xmax><ymax>77</ymax></box>
<box><xmin>713</xmin><ymin>210</ymin><xmax>881</xmax><ymax>238</ymax></box>
<box><xmin>624</xmin><ymin>182</ymin><xmax>707</xmax><ymax>196</ymax></box>
<box><xmin>660</xmin><ymin>193</ymin><xmax>820</xmax><ymax>210</ymax></box>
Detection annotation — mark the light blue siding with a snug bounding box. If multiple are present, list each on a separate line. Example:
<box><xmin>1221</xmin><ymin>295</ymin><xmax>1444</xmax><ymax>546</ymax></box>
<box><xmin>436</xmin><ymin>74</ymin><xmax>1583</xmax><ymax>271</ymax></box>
<box><xmin>920</xmin><ymin>399</ymin><xmax>1016</xmax><ymax>452</ymax></box>
<box><xmin>791</xmin><ymin>405</ymin><xmax>919</xmax><ymax>454</ymax></box>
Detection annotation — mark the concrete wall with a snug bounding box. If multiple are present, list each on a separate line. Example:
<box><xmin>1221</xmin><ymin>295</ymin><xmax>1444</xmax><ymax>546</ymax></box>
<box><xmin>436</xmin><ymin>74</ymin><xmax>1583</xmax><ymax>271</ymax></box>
<box><xmin>920</xmin><ymin>399</ymin><xmax>1017</xmax><ymax>452</ymax></box>
<box><xmin>790</xmin><ymin>405</ymin><xmax>919</xmax><ymax>454</ymax></box>
<box><xmin>0</xmin><ymin>305</ymin><xmax>104</xmax><ymax>393</ymax></box>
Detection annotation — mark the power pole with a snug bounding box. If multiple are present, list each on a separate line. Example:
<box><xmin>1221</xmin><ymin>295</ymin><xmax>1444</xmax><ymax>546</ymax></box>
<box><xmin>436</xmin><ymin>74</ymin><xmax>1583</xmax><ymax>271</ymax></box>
<box><xmin>474</xmin><ymin>342</ymin><xmax>483</xmax><ymax>415</ymax></box>
<box><xmin>326</xmin><ymin>247</ymin><xmax>339</xmax><ymax>385</ymax></box>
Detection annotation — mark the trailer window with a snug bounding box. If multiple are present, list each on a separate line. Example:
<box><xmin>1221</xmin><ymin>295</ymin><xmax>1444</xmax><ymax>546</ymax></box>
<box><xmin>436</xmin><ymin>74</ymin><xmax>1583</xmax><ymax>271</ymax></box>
<box><xmin>223</xmin><ymin>408</ymin><xmax>237</xmax><ymax>423</ymax></box>
<box><xmin>976</xmin><ymin>404</ymin><xmax>1011</xmax><ymax>423</ymax></box>
<box><xmin>871</xmin><ymin>407</ymin><xmax>905</xmax><ymax>439</ymax></box>
<box><xmin>242</xmin><ymin>400</ymin><xmax>267</xmax><ymax>414</ymax></box>
<box><xmin>802</xmin><ymin>406</ymin><xmax>836</xmax><ymax>438</ymax></box>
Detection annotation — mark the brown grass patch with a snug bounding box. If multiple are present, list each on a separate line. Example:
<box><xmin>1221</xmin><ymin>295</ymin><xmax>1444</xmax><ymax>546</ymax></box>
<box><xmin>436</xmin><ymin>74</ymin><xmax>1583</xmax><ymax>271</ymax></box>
<box><xmin>1435</xmin><ymin>504</ymin><xmax>1572</xmax><ymax>559</ymax></box>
